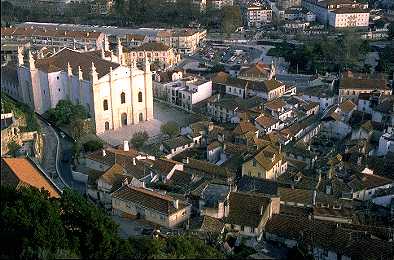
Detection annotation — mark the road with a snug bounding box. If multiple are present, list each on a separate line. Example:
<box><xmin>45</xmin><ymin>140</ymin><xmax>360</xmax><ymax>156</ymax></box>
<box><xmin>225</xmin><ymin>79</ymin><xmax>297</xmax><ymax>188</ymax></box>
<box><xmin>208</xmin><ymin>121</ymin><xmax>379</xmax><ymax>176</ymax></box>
<box><xmin>38</xmin><ymin>118</ymin><xmax>85</xmax><ymax>194</ymax></box>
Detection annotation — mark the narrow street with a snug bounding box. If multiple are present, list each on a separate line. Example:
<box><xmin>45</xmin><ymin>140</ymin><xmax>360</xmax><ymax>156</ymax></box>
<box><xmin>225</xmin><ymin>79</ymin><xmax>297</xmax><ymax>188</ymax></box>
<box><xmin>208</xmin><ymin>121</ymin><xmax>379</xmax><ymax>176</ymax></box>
<box><xmin>38</xmin><ymin>118</ymin><xmax>85</xmax><ymax>194</ymax></box>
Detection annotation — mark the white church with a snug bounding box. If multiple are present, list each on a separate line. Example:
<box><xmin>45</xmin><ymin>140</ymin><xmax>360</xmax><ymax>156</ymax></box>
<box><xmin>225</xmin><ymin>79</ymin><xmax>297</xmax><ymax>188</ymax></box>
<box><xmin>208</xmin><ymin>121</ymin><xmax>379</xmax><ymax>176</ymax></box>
<box><xmin>1</xmin><ymin>40</ymin><xmax>154</xmax><ymax>134</ymax></box>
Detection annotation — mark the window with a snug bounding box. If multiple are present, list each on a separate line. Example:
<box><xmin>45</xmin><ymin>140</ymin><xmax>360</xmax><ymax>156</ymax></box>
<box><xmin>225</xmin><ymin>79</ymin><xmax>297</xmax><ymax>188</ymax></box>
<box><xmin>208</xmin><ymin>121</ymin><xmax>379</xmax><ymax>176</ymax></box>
<box><xmin>139</xmin><ymin>113</ymin><xmax>143</xmax><ymax>122</ymax></box>
<box><xmin>105</xmin><ymin>121</ymin><xmax>110</xmax><ymax>130</ymax></box>
<box><xmin>121</xmin><ymin>113</ymin><xmax>127</xmax><ymax>126</ymax></box>
<box><xmin>120</xmin><ymin>92</ymin><xmax>126</xmax><ymax>104</ymax></box>
<box><xmin>103</xmin><ymin>99</ymin><xmax>108</xmax><ymax>111</ymax></box>
<box><xmin>138</xmin><ymin>91</ymin><xmax>143</xmax><ymax>102</ymax></box>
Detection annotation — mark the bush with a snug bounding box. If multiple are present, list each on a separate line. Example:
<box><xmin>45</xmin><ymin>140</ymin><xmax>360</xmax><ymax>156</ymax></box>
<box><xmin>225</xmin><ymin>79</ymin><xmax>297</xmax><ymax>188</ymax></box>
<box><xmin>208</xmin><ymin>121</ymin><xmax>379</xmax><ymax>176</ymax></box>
<box><xmin>130</xmin><ymin>131</ymin><xmax>149</xmax><ymax>149</ymax></box>
<box><xmin>7</xmin><ymin>141</ymin><xmax>21</xmax><ymax>157</ymax></box>
<box><xmin>82</xmin><ymin>139</ymin><xmax>104</xmax><ymax>152</ymax></box>
<box><xmin>160</xmin><ymin>121</ymin><xmax>179</xmax><ymax>138</ymax></box>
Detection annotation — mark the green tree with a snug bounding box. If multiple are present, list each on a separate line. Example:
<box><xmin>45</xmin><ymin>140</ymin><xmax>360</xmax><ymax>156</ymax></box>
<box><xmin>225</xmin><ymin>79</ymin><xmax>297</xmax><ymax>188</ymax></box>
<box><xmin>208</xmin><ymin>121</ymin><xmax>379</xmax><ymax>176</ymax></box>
<box><xmin>160</xmin><ymin>121</ymin><xmax>179</xmax><ymax>137</ymax></box>
<box><xmin>47</xmin><ymin>100</ymin><xmax>88</xmax><ymax>126</ymax></box>
<box><xmin>59</xmin><ymin>189</ymin><xmax>121</xmax><ymax>259</ymax></box>
<box><xmin>7</xmin><ymin>141</ymin><xmax>21</xmax><ymax>157</ymax></box>
<box><xmin>0</xmin><ymin>186</ymin><xmax>73</xmax><ymax>259</ymax></box>
<box><xmin>221</xmin><ymin>6</ymin><xmax>242</xmax><ymax>36</ymax></box>
<box><xmin>388</xmin><ymin>22</ymin><xmax>394</xmax><ymax>40</ymax></box>
<box><xmin>130</xmin><ymin>131</ymin><xmax>149</xmax><ymax>149</ymax></box>
<box><xmin>82</xmin><ymin>139</ymin><xmax>104</xmax><ymax>152</ymax></box>
<box><xmin>70</xmin><ymin>119</ymin><xmax>93</xmax><ymax>141</ymax></box>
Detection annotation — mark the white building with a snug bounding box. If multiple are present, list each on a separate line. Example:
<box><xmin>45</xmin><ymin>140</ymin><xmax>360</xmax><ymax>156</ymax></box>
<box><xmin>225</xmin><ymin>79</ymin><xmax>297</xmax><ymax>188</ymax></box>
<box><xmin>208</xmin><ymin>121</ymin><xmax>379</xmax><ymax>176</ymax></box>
<box><xmin>377</xmin><ymin>132</ymin><xmax>394</xmax><ymax>156</ymax></box>
<box><xmin>1</xmin><ymin>46</ymin><xmax>154</xmax><ymax>134</ymax></box>
<box><xmin>302</xmin><ymin>0</ymin><xmax>370</xmax><ymax>28</ymax></box>
<box><xmin>246</xmin><ymin>3</ymin><xmax>273</xmax><ymax>28</ymax></box>
<box><xmin>154</xmin><ymin>72</ymin><xmax>212</xmax><ymax>111</ymax></box>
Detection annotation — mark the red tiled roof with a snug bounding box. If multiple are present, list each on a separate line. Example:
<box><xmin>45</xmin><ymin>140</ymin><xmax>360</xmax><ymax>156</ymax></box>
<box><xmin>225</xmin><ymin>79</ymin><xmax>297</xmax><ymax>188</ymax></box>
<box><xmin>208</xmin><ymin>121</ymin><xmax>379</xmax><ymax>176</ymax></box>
<box><xmin>1</xmin><ymin>157</ymin><xmax>60</xmax><ymax>198</ymax></box>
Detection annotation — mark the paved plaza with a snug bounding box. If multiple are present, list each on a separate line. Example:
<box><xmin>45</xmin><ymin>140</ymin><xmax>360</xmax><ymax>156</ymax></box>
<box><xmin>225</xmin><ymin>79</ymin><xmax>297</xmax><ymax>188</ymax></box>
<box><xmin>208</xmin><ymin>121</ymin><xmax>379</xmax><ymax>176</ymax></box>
<box><xmin>98</xmin><ymin>101</ymin><xmax>199</xmax><ymax>146</ymax></box>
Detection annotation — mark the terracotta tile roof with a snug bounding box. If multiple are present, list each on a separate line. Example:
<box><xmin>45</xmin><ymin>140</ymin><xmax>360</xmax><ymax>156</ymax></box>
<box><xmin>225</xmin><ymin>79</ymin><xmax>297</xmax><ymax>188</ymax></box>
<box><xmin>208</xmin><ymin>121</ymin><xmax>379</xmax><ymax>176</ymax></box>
<box><xmin>2</xmin><ymin>26</ymin><xmax>102</xmax><ymax>39</ymax></box>
<box><xmin>192</xmin><ymin>215</ymin><xmax>225</xmax><ymax>233</ymax></box>
<box><xmin>250</xmin><ymin>145</ymin><xmax>283</xmax><ymax>171</ymax></box>
<box><xmin>265</xmin><ymin>214</ymin><xmax>394</xmax><ymax>259</ymax></box>
<box><xmin>239</xmin><ymin>62</ymin><xmax>271</xmax><ymax>78</ymax></box>
<box><xmin>35</xmin><ymin>48</ymin><xmax>121</xmax><ymax>80</ymax></box>
<box><xmin>131</xmin><ymin>42</ymin><xmax>171</xmax><ymax>52</ymax></box>
<box><xmin>339</xmin><ymin>78</ymin><xmax>389</xmax><ymax>90</ymax></box>
<box><xmin>348</xmin><ymin>173</ymin><xmax>392</xmax><ymax>192</ymax></box>
<box><xmin>99</xmin><ymin>163</ymin><xmax>125</xmax><ymax>190</ymax></box>
<box><xmin>255</xmin><ymin>114</ymin><xmax>279</xmax><ymax>128</ymax></box>
<box><xmin>264</xmin><ymin>98</ymin><xmax>286</xmax><ymax>111</ymax></box>
<box><xmin>226</xmin><ymin>192</ymin><xmax>271</xmax><ymax>228</ymax></box>
<box><xmin>232</xmin><ymin>121</ymin><xmax>258</xmax><ymax>136</ymax></box>
<box><xmin>278</xmin><ymin>187</ymin><xmax>313</xmax><ymax>205</ymax></box>
<box><xmin>185</xmin><ymin>158</ymin><xmax>235</xmax><ymax>180</ymax></box>
<box><xmin>86</xmin><ymin>147</ymin><xmax>139</xmax><ymax>166</ymax></box>
<box><xmin>1</xmin><ymin>158</ymin><xmax>60</xmax><ymax>198</ymax></box>
<box><xmin>211</xmin><ymin>71</ymin><xmax>230</xmax><ymax>85</ymax></box>
<box><xmin>112</xmin><ymin>185</ymin><xmax>189</xmax><ymax>215</ymax></box>
<box><xmin>207</xmin><ymin>140</ymin><xmax>222</xmax><ymax>150</ymax></box>
<box><xmin>152</xmin><ymin>158</ymin><xmax>179</xmax><ymax>176</ymax></box>
<box><xmin>339</xmin><ymin>100</ymin><xmax>356</xmax><ymax>113</ymax></box>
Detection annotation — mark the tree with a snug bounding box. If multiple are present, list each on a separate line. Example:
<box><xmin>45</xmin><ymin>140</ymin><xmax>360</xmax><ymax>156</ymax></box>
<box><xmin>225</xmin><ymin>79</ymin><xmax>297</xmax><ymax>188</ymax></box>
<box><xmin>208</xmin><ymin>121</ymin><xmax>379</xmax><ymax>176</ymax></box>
<box><xmin>388</xmin><ymin>22</ymin><xmax>394</xmax><ymax>40</ymax></box>
<box><xmin>160</xmin><ymin>121</ymin><xmax>179</xmax><ymax>137</ymax></box>
<box><xmin>70</xmin><ymin>119</ymin><xmax>93</xmax><ymax>141</ymax></box>
<box><xmin>221</xmin><ymin>6</ymin><xmax>242</xmax><ymax>36</ymax></box>
<box><xmin>47</xmin><ymin>100</ymin><xmax>88</xmax><ymax>126</ymax></box>
<box><xmin>130</xmin><ymin>131</ymin><xmax>149</xmax><ymax>149</ymax></box>
<box><xmin>0</xmin><ymin>186</ymin><xmax>73</xmax><ymax>259</ymax></box>
<box><xmin>82</xmin><ymin>139</ymin><xmax>104</xmax><ymax>152</ymax></box>
<box><xmin>7</xmin><ymin>141</ymin><xmax>21</xmax><ymax>157</ymax></box>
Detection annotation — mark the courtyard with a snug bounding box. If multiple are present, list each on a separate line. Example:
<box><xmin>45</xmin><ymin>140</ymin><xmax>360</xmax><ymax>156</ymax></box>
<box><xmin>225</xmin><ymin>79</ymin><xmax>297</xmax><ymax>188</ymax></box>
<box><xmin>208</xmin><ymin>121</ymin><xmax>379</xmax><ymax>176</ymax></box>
<box><xmin>98</xmin><ymin>101</ymin><xmax>202</xmax><ymax>146</ymax></box>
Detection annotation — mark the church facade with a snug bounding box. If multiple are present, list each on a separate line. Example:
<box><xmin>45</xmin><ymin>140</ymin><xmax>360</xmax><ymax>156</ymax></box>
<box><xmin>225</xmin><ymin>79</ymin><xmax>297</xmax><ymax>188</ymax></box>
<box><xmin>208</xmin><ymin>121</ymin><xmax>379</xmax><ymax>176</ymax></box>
<box><xmin>2</xmin><ymin>46</ymin><xmax>154</xmax><ymax>134</ymax></box>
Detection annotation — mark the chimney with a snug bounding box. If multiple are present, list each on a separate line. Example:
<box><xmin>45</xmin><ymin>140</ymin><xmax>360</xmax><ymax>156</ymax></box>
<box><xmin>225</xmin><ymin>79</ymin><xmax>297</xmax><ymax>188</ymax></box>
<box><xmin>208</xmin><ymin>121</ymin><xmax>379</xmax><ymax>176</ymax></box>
<box><xmin>173</xmin><ymin>199</ymin><xmax>179</xmax><ymax>209</ymax></box>
<box><xmin>102</xmin><ymin>149</ymin><xmax>106</xmax><ymax>157</ymax></box>
<box><xmin>123</xmin><ymin>140</ymin><xmax>129</xmax><ymax>151</ymax></box>
<box><xmin>133</xmin><ymin>157</ymin><xmax>136</xmax><ymax>165</ymax></box>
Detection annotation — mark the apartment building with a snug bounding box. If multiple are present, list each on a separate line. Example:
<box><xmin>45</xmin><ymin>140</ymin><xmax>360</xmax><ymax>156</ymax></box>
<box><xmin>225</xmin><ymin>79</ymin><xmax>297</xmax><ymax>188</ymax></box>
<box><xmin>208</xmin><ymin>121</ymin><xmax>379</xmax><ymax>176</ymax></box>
<box><xmin>1</xmin><ymin>26</ymin><xmax>107</xmax><ymax>50</ymax></box>
<box><xmin>207</xmin><ymin>0</ymin><xmax>234</xmax><ymax>9</ymax></box>
<box><xmin>154</xmin><ymin>71</ymin><xmax>212</xmax><ymax>111</ymax></box>
<box><xmin>156</xmin><ymin>29</ymin><xmax>207</xmax><ymax>55</ymax></box>
<box><xmin>302</xmin><ymin>0</ymin><xmax>370</xmax><ymax>28</ymax></box>
<box><xmin>123</xmin><ymin>42</ymin><xmax>180</xmax><ymax>69</ymax></box>
<box><xmin>246</xmin><ymin>3</ymin><xmax>273</xmax><ymax>27</ymax></box>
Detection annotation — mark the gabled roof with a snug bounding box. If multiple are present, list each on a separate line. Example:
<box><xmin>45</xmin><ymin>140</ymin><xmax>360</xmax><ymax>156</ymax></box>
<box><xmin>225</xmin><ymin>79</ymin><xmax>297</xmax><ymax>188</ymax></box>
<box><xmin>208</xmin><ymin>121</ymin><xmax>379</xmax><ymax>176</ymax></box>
<box><xmin>250</xmin><ymin>145</ymin><xmax>283</xmax><ymax>171</ymax></box>
<box><xmin>348</xmin><ymin>173</ymin><xmax>392</xmax><ymax>192</ymax></box>
<box><xmin>239</xmin><ymin>62</ymin><xmax>271</xmax><ymax>78</ymax></box>
<box><xmin>112</xmin><ymin>185</ymin><xmax>189</xmax><ymax>215</ymax></box>
<box><xmin>226</xmin><ymin>192</ymin><xmax>271</xmax><ymax>228</ymax></box>
<box><xmin>1</xmin><ymin>157</ymin><xmax>60</xmax><ymax>198</ymax></box>
<box><xmin>237</xmin><ymin>175</ymin><xmax>278</xmax><ymax>195</ymax></box>
<box><xmin>185</xmin><ymin>158</ymin><xmax>234</xmax><ymax>180</ymax></box>
<box><xmin>265</xmin><ymin>214</ymin><xmax>394</xmax><ymax>259</ymax></box>
<box><xmin>35</xmin><ymin>48</ymin><xmax>122</xmax><ymax>80</ymax></box>
<box><xmin>232</xmin><ymin>121</ymin><xmax>258</xmax><ymax>136</ymax></box>
<box><xmin>339</xmin><ymin>78</ymin><xmax>389</xmax><ymax>90</ymax></box>
<box><xmin>255</xmin><ymin>114</ymin><xmax>279</xmax><ymax>128</ymax></box>
<box><xmin>99</xmin><ymin>163</ymin><xmax>125</xmax><ymax>191</ymax></box>
<box><xmin>191</xmin><ymin>215</ymin><xmax>225</xmax><ymax>234</ymax></box>
<box><xmin>339</xmin><ymin>100</ymin><xmax>356</xmax><ymax>113</ymax></box>
<box><xmin>131</xmin><ymin>42</ymin><xmax>171</xmax><ymax>52</ymax></box>
<box><xmin>211</xmin><ymin>71</ymin><xmax>230</xmax><ymax>84</ymax></box>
